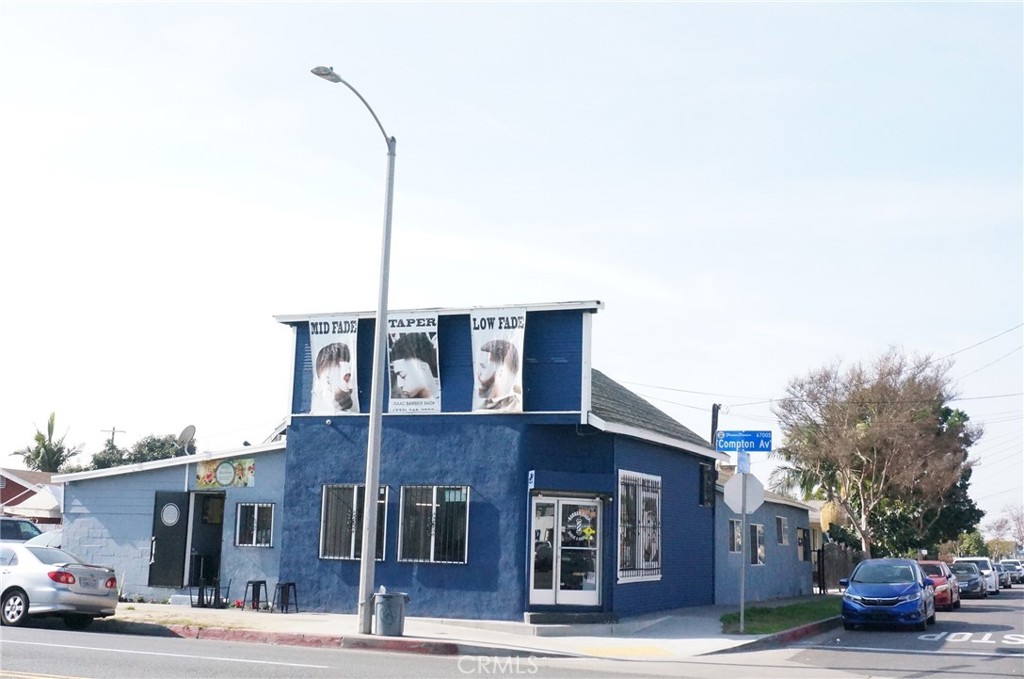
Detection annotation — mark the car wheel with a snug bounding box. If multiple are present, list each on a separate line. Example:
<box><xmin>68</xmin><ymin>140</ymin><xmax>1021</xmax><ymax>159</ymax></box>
<box><xmin>945</xmin><ymin>600</ymin><xmax>954</xmax><ymax>612</ymax></box>
<box><xmin>1</xmin><ymin>589</ymin><xmax>29</xmax><ymax>627</ymax></box>
<box><xmin>953</xmin><ymin>595</ymin><xmax>961</xmax><ymax>609</ymax></box>
<box><xmin>916</xmin><ymin>619</ymin><xmax>928</xmax><ymax>632</ymax></box>
<box><xmin>927</xmin><ymin>610</ymin><xmax>936</xmax><ymax>625</ymax></box>
<box><xmin>63</xmin><ymin>614</ymin><xmax>93</xmax><ymax>631</ymax></box>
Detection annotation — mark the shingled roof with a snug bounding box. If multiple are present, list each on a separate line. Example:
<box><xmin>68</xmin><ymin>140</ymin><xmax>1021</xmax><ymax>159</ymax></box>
<box><xmin>590</xmin><ymin>369</ymin><xmax>713</xmax><ymax>452</ymax></box>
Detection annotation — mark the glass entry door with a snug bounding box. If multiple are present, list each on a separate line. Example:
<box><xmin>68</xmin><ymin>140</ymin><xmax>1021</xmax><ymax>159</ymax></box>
<box><xmin>530</xmin><ymin>497</ymin><xmax>600</xmax><ymax>606</ymax></box>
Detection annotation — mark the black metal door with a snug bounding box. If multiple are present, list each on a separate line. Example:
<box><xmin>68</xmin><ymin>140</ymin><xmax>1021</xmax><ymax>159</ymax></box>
<box><xmin>148</xmin><ymin>492</ymin><xmax>189</xmax><ymax>587</ymax></box>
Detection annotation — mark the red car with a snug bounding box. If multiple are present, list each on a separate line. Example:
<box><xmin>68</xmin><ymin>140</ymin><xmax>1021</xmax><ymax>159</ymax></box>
<box><xmin>919</xmin><ymin>560</ymin><xmax>961</xmax><ymax>612</ymax></box>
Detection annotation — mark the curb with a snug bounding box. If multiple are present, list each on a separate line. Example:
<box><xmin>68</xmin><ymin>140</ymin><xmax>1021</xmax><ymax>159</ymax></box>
<box><xmin>705</xmin><ymin>616</ymin><xmax>842</xmax><ymax>655</ymax></box>
<box><xmin>115</xmin><ymin>621</ymin><xmax>574</xmax><ymax>658</ymax></box>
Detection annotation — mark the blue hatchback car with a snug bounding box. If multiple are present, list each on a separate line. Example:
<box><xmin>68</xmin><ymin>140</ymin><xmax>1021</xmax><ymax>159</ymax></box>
<box><xmin>839</xmin><ymin>558</ymin><xmax>936</xmax><ymax>631</ymax></box>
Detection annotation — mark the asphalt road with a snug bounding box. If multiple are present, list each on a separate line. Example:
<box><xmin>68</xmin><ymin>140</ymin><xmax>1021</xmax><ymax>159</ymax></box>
<box><xmin>788</xmin><ymin>585</ymin><xmax>1023</xmax><ymax>677</ymax></box>
<box><xmin>1</xmin><ymin>589</ymin><xmax>1020</xmax><ymax>679</ymax></box>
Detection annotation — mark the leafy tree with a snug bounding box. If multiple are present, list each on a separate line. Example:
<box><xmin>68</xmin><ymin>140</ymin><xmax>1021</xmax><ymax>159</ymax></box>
<box><xmin>986</xmin><ymin>539</ymin><xmax>1015</xmax><ymax>560</ymax></box>
<box><xmin>868</xmin><ymin>463</ymin><xmax>984</xmax><ymax>557</ymax></box>
<box><xmin>1004</xmin><ymin>504</ymin><xmax>1024</xmax><ymax>551</ymax></box>
<box><xmin>958</xmin><ymin>530</ymin><xmax>988</xmax><ymax>557</ymax></box>
<box><xmin>769</xmin><ymin>348</ymin><xmax>981</xmax><ymax>558</ymax></box>
<box><xmin>15</xmin><ymin>413</ymin><xmax>80</xmax><ymax>473</ymax></box>
<box><xmin>90</xmin><ymin>438</ymin><xmax>130</xmax><ymax>470</ymax></box>
<box><xmin>125</xmin><ymin>434</ymin><xmax>191</xmax><ymax>464</ymax></box>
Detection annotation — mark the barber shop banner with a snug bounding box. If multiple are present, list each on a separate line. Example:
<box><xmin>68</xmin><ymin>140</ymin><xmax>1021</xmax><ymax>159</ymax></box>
<box><xmin>470</xmin><ymin>308</ymin><xmax>525</xmax><ymax>413</ymax></box>
<box><xmin>387</xmin><ymin>311</ymin><xmax>441</xmax><ymax>414</ymax></box>
<box><xmin>308</xmin><ymin>316</ymin><xmax>360</xmax><ymax>415</ymax></box>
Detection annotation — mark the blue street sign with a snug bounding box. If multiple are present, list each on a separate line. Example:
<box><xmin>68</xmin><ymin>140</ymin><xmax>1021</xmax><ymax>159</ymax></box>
<box><xmin>715</xmin><ymin>430</ymin><xmax>773</xmax><ymax>453</ymax></box>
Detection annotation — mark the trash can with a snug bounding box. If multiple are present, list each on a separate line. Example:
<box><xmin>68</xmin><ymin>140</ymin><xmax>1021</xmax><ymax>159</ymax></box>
<box><xmin>373</xmin><ymin>587</ymin><xmax>410</xmax><ymax>637</ymax></box>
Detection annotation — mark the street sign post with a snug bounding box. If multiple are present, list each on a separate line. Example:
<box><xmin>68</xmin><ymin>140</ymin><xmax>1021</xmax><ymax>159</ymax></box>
<box><xmin>715</xmin><ymin>430</ymin><xmax>772</xmax><ymax>632</ymax></box>
<box><xmin>723</xmin><ymin>473</ymin><xmax>764</xmax><ymax>514</ymax></box>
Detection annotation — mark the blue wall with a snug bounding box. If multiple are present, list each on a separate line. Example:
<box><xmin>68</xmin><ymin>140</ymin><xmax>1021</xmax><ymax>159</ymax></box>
<box><xmin>278</xmin><ymin>415</ymin><xmax>717</xmax><ymax>621</ymax></box>
<box><xmin>279</xmin><ymin>415</ymin><xmax>538</xmax><ymax>620</ymax></box>
<box><xmin>714</xmin><ymin>492</ymin><xmax>813</xmax><ymax>605</ymax></box>
<box><xmin>611</xmin><ymin>437</ymin><xmax>716</xmax><ymax>617</ymax></box>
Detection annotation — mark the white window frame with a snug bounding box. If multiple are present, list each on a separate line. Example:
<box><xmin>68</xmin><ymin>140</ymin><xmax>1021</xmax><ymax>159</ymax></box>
<box><xmin>776</xmin><ymin>516</ymin><xmax>789</xmax><ymax>545</ymax></box>
<box><xmin>235</xmin><ymin>502</ymin><xmax>274</xmax><ymax>547</ymax></box>
<box><xmin>320</xmin><ymin>484</ymin><xmax>387</xmax><ymax>560</ymax></box>
<box><xmin>398</xmin><ymin>485</ymin><xmax>470</xmax><ymax>564</ymax></box>
<box><xmin>617</xmin><ymin>469</ymin><xmax>662</xmax><ymax>583</ymax></box>
<box><xmin>729</xmin><ymin>519</ymin><xmax>742</xmax><ymax>553</ymax></box>
<box><xmin>750</xmin><ymin>523</ymin><xmax>765</xmax><ymax>565</ymax></box>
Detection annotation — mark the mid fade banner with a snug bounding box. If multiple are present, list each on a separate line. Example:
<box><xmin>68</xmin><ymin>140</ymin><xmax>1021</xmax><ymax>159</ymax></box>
<box><xmin>387</xmin><ymin>311</ymin><xmax>440</xmax><ymax>413</ymax></box>
<box><xmin>470</xmin><ymin>308</ymin><xmax>525</xmax><ymax>413</ymax></box>
<box><xmin>309</xmin><ymin>316</ymin><xmax>360</xmax><ymax>415</ymax></box>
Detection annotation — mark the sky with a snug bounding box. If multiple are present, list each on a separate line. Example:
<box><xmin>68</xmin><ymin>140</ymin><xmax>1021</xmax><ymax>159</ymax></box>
<box><xmin>1</xmin><ymin>2</ymin><xmax>1020</xmax><ymax>532</ymax></box>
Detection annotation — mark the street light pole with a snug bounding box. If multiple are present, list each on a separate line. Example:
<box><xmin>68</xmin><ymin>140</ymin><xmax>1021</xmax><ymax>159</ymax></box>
<box><xmin>311</xmin><ymin>66</ymin><xmax>395</xmax><ymax>635</ymax></box>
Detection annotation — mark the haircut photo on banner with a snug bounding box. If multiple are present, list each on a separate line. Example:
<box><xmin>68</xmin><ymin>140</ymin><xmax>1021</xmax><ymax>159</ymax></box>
<box><xmin>309</xmin><ymin>317</ymin><xmax>360</xmax><ymax>415</ymax></box>
<box><xmin>388</xmin><ymin>313</ymin><xmax>441</xmax><ymax>413</ymax></box>
<box><xmin>471</xmin><ymin>309</ymin><xmax>525</xmax><ymax>413</ymax></box>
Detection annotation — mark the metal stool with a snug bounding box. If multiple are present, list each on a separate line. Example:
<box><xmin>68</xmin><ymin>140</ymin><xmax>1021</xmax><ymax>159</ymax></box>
<box><xmin>272</xmin><ymin>582</ymin><xmax>298</xmax><ymax>613</ymax></box>
<box><xmin>242</xmin><ymin>580</ymin><xmax>267</xmax><ymax>610</ymax></box>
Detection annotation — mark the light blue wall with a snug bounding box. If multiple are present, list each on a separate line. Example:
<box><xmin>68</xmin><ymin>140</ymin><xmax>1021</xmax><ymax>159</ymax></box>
<box><xmin>714</xmin><ymin>491</ymin><xmax>813</xmax><ymax>605</ymax></box>
<box><xmin>61</xmin><ymin>449</ymin><xmax>286</xmax><ymax>603</ymax></box>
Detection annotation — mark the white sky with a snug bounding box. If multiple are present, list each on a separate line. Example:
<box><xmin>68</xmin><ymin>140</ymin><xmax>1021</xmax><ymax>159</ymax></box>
<box><xmin>1</xmin><ymin>2</ymin><xmax>1020</xmax><ymax>529</ymax></box>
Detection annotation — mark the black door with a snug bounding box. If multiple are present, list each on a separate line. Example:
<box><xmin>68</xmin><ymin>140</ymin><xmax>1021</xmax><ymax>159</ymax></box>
<box><xmin>148</xmin><ymin>492</ymin><xmax>189</xmax><ymax>587</ymax></box>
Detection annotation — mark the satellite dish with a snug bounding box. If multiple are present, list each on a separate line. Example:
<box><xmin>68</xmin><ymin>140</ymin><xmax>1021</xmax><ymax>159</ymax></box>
<box><xmin>177</xmin><ymin>425</ymin><xmax>196</xmax><ymax>455</ymax></box>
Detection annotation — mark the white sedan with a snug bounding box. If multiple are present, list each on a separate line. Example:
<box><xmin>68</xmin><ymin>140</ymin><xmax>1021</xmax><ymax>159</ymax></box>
<box><xmin>0</xmin><ymin>543</ymin><xmax>118</xmax><ymax>629</ymax></box>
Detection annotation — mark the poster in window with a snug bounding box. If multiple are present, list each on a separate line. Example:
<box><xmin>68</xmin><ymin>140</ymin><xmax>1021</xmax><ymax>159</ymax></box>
<box><xmin>641</xmin><ymin>491</ymin><xmax>660</xmax><ymax>565</ymax></box>
<box><xmin>470</xmin><ymin>308</ymin><xmax>525</xmax><ymax>413</ymax></box>
<box><xmin>387</xmin><ymin>312</ymin><xmax>440</xmax><ymax>413</ymax></box>
<box><xmin>309</xmin><ymin>316</ymin><xmax>360</xmax><ymax>415</ymax></box>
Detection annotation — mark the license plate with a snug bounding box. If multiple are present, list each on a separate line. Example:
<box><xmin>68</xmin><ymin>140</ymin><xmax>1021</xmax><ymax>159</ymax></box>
<box><xmin>80</xmin><ymin>575</ymin><xmax>97</xmax><ymax>588</ymax></box>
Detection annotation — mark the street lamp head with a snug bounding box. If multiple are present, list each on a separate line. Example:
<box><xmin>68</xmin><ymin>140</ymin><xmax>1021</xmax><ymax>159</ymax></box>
<box><xmin>311</xmin><ymin>66</ymin><xmax>342</xmax><ymax>83</ymax></box>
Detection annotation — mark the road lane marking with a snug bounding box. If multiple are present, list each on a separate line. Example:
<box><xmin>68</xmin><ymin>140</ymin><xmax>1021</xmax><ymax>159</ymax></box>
<box><xmin>799</xmin><ymin>644</ymin><xmax>1022</xmax><ymax>658</ymax></box>
<box><xmin>1</xmin><ymin>640</ymin><xmax>329</xmax><ymax>669</ymax></box>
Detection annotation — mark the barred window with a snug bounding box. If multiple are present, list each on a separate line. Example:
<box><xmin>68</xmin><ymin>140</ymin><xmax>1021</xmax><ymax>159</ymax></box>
<box><xmin>618</xmin><ymin>470</ymin><xmax>661</xmax><ymax>582</ymax></box>
<box><xmin>729</xmin><ymin>519</ymin><xmax>742</xmax><ymax>553</ymax></box>
<box><xmin>236</xmin><ymin>503</ymin><xmax>274</xmax><ymax>547</ymax></box>
<box><xmin>776</xmin><ymin>516</ymin><xmax>789</xmax><ymax>545</ymax></box>
<box><xmin>398</xmin><ymin>485</ymin><xmax>469</xmax><ymax>564</ymax></box>
<box><xmin>750</xmin><ymin>523</ymin><xmax>765</xmax><ymax>565</ymax></box>
<box><xmin>797</xmin><ymin>527</ymin><xmax>810</xmax><ymax>561</ymax></box>
<box><xmin>320</xmin><ymin>485</ymin><xmax>387</xmax><ymax>560</ymax></box>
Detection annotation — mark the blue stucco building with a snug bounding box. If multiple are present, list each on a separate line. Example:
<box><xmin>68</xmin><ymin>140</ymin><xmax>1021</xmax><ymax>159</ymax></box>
<box><xmin>58</xmin><ymin>300</ymin><xmax>816</xmax><ymax>622</ymax></box>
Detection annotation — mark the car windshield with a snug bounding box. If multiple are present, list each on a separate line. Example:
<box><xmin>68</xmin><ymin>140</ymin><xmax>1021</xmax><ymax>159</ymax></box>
<box><xmin>951</xmin><ymin>564</ymin><xmax>978</xmax><ymax>575</ymax></box>
<box><xmin>920</xmin><ymin>564</ymin><xmax>943</xmax><ymax>577</ymax></box>
<box><xmin>854</xmin><ymin>562</ymin><xmax>915</xmax><ymax>583</ymax></box>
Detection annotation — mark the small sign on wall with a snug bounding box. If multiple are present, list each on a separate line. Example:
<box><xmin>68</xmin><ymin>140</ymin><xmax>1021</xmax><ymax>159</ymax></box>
<box><xmin>197</xmin><ymin>459</ymin><xmax>255</xmax><ymax>488</ymax></box>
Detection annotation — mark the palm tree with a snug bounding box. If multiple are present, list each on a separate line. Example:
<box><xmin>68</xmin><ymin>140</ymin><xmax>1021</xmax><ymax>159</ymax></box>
<box><xmin>15</xmin><ymin>413</ymin><xmax>80</xmax><ymax>472</ymax></box>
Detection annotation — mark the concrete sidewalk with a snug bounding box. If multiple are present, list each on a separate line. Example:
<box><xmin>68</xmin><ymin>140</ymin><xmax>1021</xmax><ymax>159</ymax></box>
<box><xmin>89</xmin><ymin>597</ymin><xmax>842</xmax><ymax>661</ymax></box>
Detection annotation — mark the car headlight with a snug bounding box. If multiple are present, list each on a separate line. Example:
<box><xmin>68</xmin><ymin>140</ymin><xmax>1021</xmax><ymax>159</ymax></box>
<box><xmin>898</xmin><ymin>591</ymin><xmax>922</xmax><ymax>603</ymax></box>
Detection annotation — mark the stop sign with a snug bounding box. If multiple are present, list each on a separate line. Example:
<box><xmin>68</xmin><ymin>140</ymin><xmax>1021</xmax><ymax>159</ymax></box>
<box><xmin>723</xmin><ymin>474</ymin><xmax>764</xmax><ymax>514</ymax></box>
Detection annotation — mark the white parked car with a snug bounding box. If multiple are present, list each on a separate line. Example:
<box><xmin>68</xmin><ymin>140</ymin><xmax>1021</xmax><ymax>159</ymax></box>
<box><xmin>952</xmin><ymin>556</ymin><xmax>999</xmax><ymax>595</ymax></box>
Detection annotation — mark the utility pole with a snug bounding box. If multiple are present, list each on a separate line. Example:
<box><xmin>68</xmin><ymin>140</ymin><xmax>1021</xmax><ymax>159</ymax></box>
<box><xmin>100</xmin><ymin>426</ymin><xmax>125</xmax><ymax>445</ymax></box>
<box><xmin>710</xmin><ymin>404</ymin><xmax>721</xmax><ymax>443</ymax></box>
